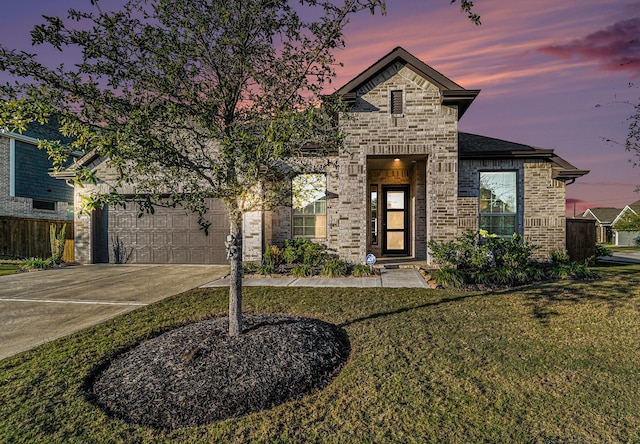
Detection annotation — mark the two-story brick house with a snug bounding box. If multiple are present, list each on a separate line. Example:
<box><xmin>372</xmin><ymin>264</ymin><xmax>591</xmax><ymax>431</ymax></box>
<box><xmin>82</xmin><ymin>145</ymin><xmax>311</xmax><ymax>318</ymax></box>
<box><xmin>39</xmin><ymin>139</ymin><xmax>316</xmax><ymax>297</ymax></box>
<box><xmin>69</xmin><ymin>47</ymin><xmax>588</xmax><ymax>265</ymax></box>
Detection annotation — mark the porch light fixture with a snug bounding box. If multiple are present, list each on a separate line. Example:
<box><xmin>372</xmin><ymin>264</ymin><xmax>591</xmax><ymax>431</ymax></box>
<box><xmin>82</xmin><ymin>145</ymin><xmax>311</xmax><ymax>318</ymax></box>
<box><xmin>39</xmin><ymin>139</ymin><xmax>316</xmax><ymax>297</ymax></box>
<box><xmin>394</xmin><ymin>158</ymin><xmax>400</xmax><ymax>162</ymax></box>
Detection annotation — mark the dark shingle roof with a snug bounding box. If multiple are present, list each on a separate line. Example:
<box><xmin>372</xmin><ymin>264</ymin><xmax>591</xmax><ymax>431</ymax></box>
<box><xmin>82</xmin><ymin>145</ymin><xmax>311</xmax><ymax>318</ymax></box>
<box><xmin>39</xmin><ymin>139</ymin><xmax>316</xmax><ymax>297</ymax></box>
<box><xmin>459</xmin><ymin>132</ymin><xmax>588</xmax><ymax>181</ymax></box>
<box><xmin>582</xmin><ymin>208</ymin><xmax>622</xmax><ymax>224</ymax></box>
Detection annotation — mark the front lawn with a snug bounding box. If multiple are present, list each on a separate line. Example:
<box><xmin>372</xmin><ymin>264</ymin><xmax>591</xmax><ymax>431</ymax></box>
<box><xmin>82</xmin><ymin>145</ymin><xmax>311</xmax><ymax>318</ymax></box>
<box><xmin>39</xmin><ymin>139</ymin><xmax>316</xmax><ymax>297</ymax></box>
<box><xmin>1</xmin><ymin>264</ymin><xmax>640</xmax><ymax>442</ymax></box>
<box><xmin>0</xmin><ymin>259</ymin><xmax>21</xmax><ymax>276</ymax></box>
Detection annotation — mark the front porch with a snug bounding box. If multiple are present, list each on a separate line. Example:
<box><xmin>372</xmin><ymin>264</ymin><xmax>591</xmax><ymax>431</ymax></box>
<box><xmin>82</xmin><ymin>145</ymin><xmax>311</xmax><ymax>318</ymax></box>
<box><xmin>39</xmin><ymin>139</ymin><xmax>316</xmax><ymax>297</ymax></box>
<box><xmin>366</xmin><ymin>155</ymin><xmax>427</xmax><ymax>261</ymax></box>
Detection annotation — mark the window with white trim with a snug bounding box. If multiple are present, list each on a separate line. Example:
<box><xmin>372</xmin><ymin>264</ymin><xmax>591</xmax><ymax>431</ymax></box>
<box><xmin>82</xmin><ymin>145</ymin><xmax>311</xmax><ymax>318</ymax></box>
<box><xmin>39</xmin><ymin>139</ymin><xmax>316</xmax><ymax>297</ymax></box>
<box><xmin>479</xmin><ymin>171</ymin><xmax>517</xmax><ymax>237</ymax></box>
<box><xmin>292</xmin><ymin>174</ymin><xmax>326</xmax><ymax>239</ymax></box>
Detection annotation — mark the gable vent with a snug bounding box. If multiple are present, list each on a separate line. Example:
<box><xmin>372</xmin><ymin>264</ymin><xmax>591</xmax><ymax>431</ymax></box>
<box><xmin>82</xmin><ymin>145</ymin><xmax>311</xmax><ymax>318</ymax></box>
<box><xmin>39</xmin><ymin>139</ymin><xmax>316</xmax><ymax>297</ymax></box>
<box><xmin>390</xmin><ymin>90</ymin><xmax>403</xmax><ymax>115</ymax></box>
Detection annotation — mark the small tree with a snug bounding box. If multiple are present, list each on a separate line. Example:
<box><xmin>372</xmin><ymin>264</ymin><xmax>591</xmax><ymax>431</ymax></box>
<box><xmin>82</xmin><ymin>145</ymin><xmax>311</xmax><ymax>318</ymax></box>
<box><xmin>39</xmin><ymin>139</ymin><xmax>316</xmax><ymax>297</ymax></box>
<box><xmin>613</xmin><ymin>212</ymin><xmax>640</xmax><ymax>232</ymax></box>
<box><xmin>0</xmin><ymin>0</ymin><xmax>479</xmax><ymax>335</ymax></box>
<box><xmin>49</xmin><ymin>224</ymin><xmax>66</xmax><ymax>264</ymax></box>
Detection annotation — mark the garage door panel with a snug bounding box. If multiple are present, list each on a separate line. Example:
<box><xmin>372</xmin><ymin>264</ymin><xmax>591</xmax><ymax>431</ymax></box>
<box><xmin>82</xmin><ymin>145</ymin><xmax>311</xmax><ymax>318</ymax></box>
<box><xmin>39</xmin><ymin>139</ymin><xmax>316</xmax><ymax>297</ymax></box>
<box><xmin>136</xmin><ymin>216</ymin><xmax>151</xmax><ymax>228</ymax></box>
<box><xmin>152</xmin><ymin>248</ymin><xmax>169</xmax><ymax>263</ymax></box>
<box><xmin>153</xmin><ymin>214</ymin><xmax>167</xmax><ymax>228</ymax></box>
<box><xmin>135</xmin><ymin>248</ymin><xmax>152</xmax><ymax>263</ymax></box>
<box><xmin>153</xmin><ymin>232</ymin><xmax>168</xmax><ymax>245</ymax></box>
<box><xmin>105</xmin><ymin>198</ymin><xmax>229</xmax><ymax>264</ymax></box>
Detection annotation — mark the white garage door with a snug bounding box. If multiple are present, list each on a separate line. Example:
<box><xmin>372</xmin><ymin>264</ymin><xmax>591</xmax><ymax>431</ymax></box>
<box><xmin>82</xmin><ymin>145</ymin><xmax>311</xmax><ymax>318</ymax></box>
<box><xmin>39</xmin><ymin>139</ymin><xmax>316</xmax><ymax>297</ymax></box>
<box><xmin>105</xmin><ymin>198</ymin><xmax>230</xmax><ymax>264</ymax></box>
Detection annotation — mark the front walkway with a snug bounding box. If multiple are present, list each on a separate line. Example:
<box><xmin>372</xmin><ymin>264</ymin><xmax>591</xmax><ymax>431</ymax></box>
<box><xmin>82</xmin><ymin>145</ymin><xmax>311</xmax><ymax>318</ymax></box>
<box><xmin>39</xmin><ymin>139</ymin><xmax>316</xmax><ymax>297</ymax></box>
<box><xmin>201</xmin><ymin>267</ymin><xmax>430</xmax><ymax>289</ymax></box>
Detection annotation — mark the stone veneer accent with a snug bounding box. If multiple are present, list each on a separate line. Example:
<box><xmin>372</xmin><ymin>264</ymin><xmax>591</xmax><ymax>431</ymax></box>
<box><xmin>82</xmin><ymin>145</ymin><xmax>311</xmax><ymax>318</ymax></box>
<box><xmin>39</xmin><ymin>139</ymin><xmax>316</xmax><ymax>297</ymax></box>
<box><xmin>0</xmin><ymin>136</ymin><xmax>71</xmax><ymax>220</ymax></box>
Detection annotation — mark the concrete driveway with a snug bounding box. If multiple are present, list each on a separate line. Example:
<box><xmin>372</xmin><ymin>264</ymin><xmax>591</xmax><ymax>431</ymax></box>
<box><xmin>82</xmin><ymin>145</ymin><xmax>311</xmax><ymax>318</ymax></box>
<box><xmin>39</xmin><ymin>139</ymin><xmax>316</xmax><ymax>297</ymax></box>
<box><xmin>0</xmin><ymin>264</ymin><xmax>228</xmax><ymax>360</ymax></box>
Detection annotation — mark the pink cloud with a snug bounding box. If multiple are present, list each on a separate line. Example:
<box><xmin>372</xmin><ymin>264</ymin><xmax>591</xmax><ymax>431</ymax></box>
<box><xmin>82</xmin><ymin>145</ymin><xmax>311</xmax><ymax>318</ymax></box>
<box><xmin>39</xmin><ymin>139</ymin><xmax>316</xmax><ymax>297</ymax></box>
<box><xmin>540</xmin><ymin>17</ymin><xmax>640</xmax><ymax>74</ymax></box>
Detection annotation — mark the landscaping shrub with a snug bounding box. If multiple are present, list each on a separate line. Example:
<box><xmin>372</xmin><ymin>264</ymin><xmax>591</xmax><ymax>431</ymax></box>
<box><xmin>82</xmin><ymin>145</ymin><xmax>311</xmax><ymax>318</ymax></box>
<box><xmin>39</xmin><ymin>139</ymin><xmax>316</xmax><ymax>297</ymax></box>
<box><xmin>242</xmin><ymin>262</ymin><xmax>258</xmax><ymax>275</ymax></box>
<box><xmin>321</xmin><ymin>258</ymin><xmax>348</xmax><ymax>277</ymax></box>
<box><xmin>429</xmin><ymin>231</ymin><xmax>598</xmax><ymax>289</ymax></box>
<box><xmin>291</xmin><ymin>264</ymin><xmax>314</xmax><ymax>277</ymax></box>
<box><xmin>428</xmin><ymin>230</ymin><xmax>540</xmax><ymax>288</ymax></box>
<box><xmin>19</xmin><ymin>257</ymin><xmax>53</xmax><ymax>271</ymax></box>
<box><xmin>595</xmin><ymin>244</ymin><xmax>613</xmax><ymax>257</ymax></box>
<box><xmin>351</xmin><ymin>264</ymin><xmax>373</xmax><ymax>277</ymax></box>
<box><xmin>550</xmin><ymin>249</ymin><xmax>599</xmax><ymax>280</ymax></box>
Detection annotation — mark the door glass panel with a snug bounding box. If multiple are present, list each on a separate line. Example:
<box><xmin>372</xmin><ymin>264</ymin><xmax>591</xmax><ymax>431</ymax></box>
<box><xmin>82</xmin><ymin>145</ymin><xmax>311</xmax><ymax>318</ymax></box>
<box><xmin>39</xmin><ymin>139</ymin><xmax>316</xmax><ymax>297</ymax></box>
<box><xmin>387</xmin><ymin>212</ymin><xmax>404</xmax><ymax>230</ymax></box>
<box><xmin>386</xmin><ymin>191</ymin><xmax>405</xmax><ymax>209</ymax></box>
<box><xmin>386</xmin><ymin>232</ymin><xmax>404</xmax><ymax>250</ymax></box>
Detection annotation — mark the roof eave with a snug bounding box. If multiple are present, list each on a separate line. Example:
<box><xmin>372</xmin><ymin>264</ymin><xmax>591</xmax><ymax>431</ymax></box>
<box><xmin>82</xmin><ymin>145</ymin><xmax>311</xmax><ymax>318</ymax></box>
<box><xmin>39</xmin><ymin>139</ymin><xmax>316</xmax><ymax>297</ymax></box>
<box><xmin>442</xmin><ymin>90</ymin><xmax>480</xmax><ymax>118</ymax></box>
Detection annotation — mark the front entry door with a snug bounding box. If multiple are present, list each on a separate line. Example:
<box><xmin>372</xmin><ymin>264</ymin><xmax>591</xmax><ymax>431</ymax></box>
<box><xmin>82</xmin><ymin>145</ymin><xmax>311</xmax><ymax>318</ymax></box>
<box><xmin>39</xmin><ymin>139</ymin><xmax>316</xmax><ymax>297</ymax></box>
<box><xmin>382</xmin><ymin>185</ymin><xmax>410</xmax><ymax>255</ymax></box>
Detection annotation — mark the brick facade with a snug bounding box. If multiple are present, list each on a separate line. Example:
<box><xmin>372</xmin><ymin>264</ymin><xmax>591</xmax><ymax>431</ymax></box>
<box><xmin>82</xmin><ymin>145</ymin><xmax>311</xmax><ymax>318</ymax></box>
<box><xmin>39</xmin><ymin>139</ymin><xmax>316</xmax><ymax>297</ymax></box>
<box><xmin>68</xmin><ymin>47</ymin><xmax>585</xmax><ymax>265</ymax></box>
<box><xmin>458</xmin><ymin>158</ymin><xmax>567</xmax><ymax>259</ymax></box>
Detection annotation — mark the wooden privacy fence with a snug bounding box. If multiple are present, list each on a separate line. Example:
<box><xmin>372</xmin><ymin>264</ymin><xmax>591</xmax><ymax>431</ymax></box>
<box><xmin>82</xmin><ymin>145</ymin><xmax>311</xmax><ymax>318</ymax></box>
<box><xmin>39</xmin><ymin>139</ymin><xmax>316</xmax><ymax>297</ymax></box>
<box><xmin>0</xmin><ymin>216</ymin><xmax>74</xmax><ymax>261</ymax></box>
<box><xmin>566</xmin><ymin>218</ymin><xmax>596</xmax><ymax>263</ymax></box>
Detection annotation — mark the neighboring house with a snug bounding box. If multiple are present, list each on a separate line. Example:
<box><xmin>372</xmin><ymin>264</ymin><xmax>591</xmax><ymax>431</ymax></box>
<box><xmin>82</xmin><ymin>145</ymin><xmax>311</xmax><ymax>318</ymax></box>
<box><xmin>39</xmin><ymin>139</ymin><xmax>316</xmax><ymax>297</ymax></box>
<box><xmin>0</xmin><ymin>121</ymin><xmax>75</xmax><ymax>220</ymax></box>
<box><xmin>580</xmin><ymin>207</ymin><xmax>621</xmax><ymax>244</ymax></box>
<box><xmin>66</xmin><ymin>47</ymin><xmax>588</xmax><ymax>265</ymax></box>
<box><xmin>611</xmin><ymin>200</ymin><xmax>640</xmax><ymax>246</ymax></box>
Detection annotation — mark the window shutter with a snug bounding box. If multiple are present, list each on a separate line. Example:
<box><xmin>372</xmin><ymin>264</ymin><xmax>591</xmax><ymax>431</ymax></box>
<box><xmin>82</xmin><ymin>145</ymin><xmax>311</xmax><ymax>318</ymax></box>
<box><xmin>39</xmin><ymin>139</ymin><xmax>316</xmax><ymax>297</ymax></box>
<box><xmin>391</xmin><ymin>90</ymin><xmax>403</xmax><ymax>115</ymax></box>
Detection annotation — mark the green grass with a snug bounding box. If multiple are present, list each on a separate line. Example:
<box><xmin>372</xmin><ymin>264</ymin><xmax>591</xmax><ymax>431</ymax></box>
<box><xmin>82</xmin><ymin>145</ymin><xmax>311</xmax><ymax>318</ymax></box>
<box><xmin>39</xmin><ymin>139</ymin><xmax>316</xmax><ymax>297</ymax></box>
<box><xmin>2</xmin><ymin>265</ymin><xmax>640</xmax><ymax>442</ymax></box>
<box><xmin>0</xmin><ymin>260</ymin><xmax>21</xmax><ymax>276</ymax></box>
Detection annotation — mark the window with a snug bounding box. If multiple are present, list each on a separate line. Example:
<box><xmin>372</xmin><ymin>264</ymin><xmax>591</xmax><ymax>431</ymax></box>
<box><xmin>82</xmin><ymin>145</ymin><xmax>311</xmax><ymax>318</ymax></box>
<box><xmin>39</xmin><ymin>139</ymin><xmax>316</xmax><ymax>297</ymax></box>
<box><xmin>479</xmin><ymin>171</ymin><xmax>517</xmax><ymax>237</ymax></box>
<box><xmin>292</xmin><ymin>174</ymin><xmax>326</xmax><ymax>239</ymax></box>
<box><xmin>370</xmin><ymin>185</ymin><xmax>378</xmax><ymax>244</ymax></box>
<box><xmin>390</xmin><ymin>90</ymin><xmax>403</xmax><ymax>115</ymax></box>
<box><xmin>33</xmin><ymin>200</ymin><xmax>56</xmax><ymax>211</ymax></box>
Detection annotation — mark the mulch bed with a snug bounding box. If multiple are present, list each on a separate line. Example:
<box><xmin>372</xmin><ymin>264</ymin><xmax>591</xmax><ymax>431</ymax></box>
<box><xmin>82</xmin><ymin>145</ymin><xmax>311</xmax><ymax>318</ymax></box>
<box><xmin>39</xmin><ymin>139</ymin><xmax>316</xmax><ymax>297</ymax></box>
<box><xmin>87</xmin><ymin>314</ymin><xmax>350</xmax><ymax>430</ymax></box>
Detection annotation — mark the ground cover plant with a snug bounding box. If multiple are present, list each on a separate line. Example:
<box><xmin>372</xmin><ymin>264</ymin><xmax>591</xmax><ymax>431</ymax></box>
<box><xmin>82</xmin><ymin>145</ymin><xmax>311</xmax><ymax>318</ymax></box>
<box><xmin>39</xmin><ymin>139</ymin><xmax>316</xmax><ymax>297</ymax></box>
<box><xmin>1</xmin><ymin>263</ymin><xmax>640</xmax><ymax>442</ymax></box>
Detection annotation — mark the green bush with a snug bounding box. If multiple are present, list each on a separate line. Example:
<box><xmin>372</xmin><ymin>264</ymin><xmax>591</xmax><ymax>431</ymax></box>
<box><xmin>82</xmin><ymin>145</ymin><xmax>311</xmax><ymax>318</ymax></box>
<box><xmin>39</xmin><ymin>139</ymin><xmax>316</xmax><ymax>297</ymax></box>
<box><xmin>291</xmin><ymin>264</ymin><xmax>314</xmax><ymax>277</ymax></box>
<box><xmin>595</xmin><ymin>244</ymin><xmax>613</xmax><ymax>257</ymax></box>
<box><xmin>428</xmin><ymin>230</ymin><xmax>540</xmax><ymax>288</ymax></box>
<box><xmin>321</xmin><ymin>258</ymin><xmax>348</xmax><ymax>277</ymax></box>
<box><xmin>242</xmin><ymin>262</ymin><xmax>258</xmax><ymax>275</ymax></box>
<box><xmin>351</xmin><ymin>264</ymin><xmax>374</xmax><ymax>277</ymax></box>
<box><xmin>19</xmin><ymin>257</ymin><xmax>53</xmax><ymax>272</ymax></box>
<box><xmin>433</xmin><ymin>267</ymin><xmax>465</xmax><ymax>288</ymax></box>
<box><xmin>262</xmin><ymin>245</ymin><xmax>282</xmax><ymax>270</ymax></box>
<box><xmin>257</xmin><ymin>263</ymin><xmax>274</xmax><ymax>275</ymax></box>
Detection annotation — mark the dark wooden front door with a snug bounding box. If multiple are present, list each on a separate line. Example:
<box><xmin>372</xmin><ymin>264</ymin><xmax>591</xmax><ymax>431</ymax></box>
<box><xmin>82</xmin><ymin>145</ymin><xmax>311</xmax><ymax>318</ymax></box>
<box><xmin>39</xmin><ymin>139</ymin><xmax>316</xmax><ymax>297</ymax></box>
<box><xmin>382</xmin><ymin>185</ymin><xmax>409</xmax><ymax>255</ymax></box>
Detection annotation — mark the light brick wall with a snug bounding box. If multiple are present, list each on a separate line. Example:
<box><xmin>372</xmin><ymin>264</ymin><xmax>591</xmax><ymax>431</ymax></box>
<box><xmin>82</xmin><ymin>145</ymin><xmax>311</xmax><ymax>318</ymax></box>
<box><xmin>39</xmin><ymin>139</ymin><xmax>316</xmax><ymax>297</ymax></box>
<box><xmin>338</xmin><ymin>63</ymin><xmax>459</xmax><ymax>263</ymax></box>
<box><xmin>523</xmin><ymin>161</ymin><xmax>566</xmax><ymax>258</ymax></box>
<box><xmin>458</xmin><ymin>158</ymin><xmax>567</xmax><ymax>259</ymax></box>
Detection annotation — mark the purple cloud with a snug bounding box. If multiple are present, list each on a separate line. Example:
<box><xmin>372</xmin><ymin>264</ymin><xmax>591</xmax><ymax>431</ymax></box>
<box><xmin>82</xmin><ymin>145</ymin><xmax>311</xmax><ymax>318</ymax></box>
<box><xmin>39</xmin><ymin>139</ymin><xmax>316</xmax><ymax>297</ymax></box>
<box><xmin>540</xmin><ymin>17</ymin><xmax>640</xmax><ymax>73</ymax></box>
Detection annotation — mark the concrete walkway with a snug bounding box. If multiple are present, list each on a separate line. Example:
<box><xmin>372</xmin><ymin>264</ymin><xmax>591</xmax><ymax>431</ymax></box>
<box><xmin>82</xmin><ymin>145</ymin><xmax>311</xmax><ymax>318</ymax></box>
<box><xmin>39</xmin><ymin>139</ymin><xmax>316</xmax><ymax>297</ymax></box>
<box><xmin>202</xmin><ymin>267</ymin><xmax>430</xmax><ymax>288</ymax></box>
<box><xmin>0</xmin><ymin>264</ymin><xmax>228</xmax><ymax>360</ymax></box>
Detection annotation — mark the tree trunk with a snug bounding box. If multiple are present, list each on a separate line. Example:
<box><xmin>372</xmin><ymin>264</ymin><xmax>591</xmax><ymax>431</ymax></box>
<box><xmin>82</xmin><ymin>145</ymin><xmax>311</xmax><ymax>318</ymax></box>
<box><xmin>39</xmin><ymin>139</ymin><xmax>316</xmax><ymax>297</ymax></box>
<box><xmin>228</xmin><ymin>214</ymin><xmax>243</xmax><ymax>336</ymax></box>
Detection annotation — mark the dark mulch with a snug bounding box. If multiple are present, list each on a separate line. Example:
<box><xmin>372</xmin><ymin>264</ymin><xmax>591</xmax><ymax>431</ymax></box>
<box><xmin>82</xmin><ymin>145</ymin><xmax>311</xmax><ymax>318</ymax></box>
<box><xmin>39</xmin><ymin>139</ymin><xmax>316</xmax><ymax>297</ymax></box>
<box><xmin>87</xmin><ymin>314</ymin><xmax>350</xmax><ymax>430</ymax></box>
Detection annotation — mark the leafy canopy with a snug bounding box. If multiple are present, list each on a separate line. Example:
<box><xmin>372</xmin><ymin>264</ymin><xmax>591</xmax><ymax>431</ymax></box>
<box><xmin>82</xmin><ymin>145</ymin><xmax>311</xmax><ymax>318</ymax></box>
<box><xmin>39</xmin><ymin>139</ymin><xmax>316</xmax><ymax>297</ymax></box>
<box><xmin>0</xmin><ymin>0</ymin><xmax>393</xmax><ymax>220</ymax></box>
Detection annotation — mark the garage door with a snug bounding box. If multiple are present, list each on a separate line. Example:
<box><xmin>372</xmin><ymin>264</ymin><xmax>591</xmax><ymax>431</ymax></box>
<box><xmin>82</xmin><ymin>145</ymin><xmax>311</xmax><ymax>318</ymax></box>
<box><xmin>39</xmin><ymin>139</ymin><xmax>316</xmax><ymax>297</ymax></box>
<box><xmin>104</xmin><ymin>198</ymin><xmax>230</xmax><ymax>264</ymax></box>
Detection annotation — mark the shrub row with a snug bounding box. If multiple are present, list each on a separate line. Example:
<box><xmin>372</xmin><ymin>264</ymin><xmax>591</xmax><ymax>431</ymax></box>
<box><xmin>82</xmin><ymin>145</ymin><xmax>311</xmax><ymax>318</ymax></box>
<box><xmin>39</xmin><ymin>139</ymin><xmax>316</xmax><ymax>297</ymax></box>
<box><xmin>428</xmin><ymin>230</ymin><xmax>598</xmax><ymax>289</ymax></box>
<box><xmin>245</xmin><ymin>238</ymin><xmax>373</xmax><ymax>278</ymax></box>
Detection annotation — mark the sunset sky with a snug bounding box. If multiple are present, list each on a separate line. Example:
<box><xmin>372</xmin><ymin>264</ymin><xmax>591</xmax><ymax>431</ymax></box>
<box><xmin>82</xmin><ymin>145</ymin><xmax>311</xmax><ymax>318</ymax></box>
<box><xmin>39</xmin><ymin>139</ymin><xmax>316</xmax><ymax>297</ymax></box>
<box><xmin>1</xmin><ymin>0</ymin><xmax>639</xmax><ymax>215</ymax></box>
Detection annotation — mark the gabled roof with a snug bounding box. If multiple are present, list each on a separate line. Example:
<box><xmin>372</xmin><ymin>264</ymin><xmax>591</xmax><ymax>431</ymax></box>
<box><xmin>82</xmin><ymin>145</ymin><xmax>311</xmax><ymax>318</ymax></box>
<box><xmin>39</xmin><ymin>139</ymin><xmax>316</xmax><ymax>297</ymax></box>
<box><xmin>581</xmin><ymin>208</ymin><xmax>622</xmax><ymax>224</ymax></box>
<box><xmin>334</xmin><ymin>47</ymin><xmax>480</xmax><ymax>117</ymax></box>
<box><xmin>458</xmin><ymin>132</ymin><xmax>589</xmax><ymax>181</ymax></box>
<box><xmin>612</xmin><ymin>200</ymin><xmax>640</xmax><ymax>226</ymax></box>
